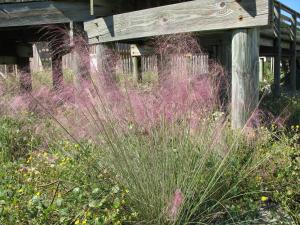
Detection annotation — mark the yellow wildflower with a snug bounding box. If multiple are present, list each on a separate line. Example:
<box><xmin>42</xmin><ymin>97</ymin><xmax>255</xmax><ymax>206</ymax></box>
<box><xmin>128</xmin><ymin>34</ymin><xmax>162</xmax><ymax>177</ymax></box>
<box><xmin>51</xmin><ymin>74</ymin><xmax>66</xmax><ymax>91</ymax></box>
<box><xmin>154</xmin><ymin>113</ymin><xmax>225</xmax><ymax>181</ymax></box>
<box><xmin>75</xmin><ymin>219</ymin><xmax>80</xmax><ymax>225</ymax></box>
<box><xmin>261</xmin><ymin>196</ymin><xmax>268</xmax><ymax>202</ymax></box>
<box><xmin>82</xmin><ymin>219</ymin><xmax>87</xmax><ymax>225</ymax></box>
<box><xmin>26</xmin><ymin>156</ymin><xmax>32</xmax><ymax>163</ymax></box>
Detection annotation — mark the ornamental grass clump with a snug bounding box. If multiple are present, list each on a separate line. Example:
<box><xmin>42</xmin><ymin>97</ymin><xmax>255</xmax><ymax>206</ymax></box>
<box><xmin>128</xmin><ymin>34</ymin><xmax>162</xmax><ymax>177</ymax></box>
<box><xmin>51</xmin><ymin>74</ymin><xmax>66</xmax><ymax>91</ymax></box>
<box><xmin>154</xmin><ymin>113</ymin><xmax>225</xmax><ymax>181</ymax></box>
<box><xmin>0</xmin><ymin>30</ymin><xmax>268</xmax><ymax>223</ymax></box>
<box><xmin>56</xmin><ymin>34</ymin><xmax>267</xmax><ymax>224</ymax></box>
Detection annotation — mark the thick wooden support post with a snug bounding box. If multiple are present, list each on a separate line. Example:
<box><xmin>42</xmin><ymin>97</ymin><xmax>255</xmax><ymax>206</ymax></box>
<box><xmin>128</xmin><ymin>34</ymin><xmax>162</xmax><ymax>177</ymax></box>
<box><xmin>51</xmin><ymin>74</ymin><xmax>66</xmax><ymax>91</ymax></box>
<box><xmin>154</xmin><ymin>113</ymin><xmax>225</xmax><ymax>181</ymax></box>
<box><xmin>274</xmin><ymin>5</ymin><xmax>281</xmax><ymax>97</ymax></box>
<box><xmin>290</xmin><ymin>14</ymin><xmax>297</xmax><ymax>94</ymax></box>
<box><xmin>17</xmin><ymin>57</ymin><xmax>32</xmax><ymax>93</ymax></box>
<box><xmin>132</xmin><ymin>56</ymin><xmax>142</xmax><ymax>82</ymax></box>
<box><xmin>31</xmin><ymin>44</ymin><xmax>44</xmax><ymax>72</ymax></box>
<box><xmin>232</xmin><ymin>28</ymin><xmax>259</xmax><ymax>129</ymax></box>
<box><xmin>70</xmin><ymin>22</ymin><xmax>91</xmax><ymax>84</ymax></box>
<box><xmin>51</xmin><ymin>54</ymin><xmax>63</xmax><ymax>90</ymax></box>
<box><xmin>49</xmin><ymin>41</ymin><xmax>64</xmax><ymax>90</ymax></box>
<box><xmin>95</xmin><ymin>44</ymin><xmax>116</xmax><ymax>84</ymax></box>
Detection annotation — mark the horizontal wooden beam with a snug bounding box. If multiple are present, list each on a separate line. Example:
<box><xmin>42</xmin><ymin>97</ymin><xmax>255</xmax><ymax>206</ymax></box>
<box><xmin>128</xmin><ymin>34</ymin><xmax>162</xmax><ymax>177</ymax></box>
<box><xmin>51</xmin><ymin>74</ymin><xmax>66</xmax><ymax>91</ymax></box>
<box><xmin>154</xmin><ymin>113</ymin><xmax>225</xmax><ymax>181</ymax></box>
<box><xmin>0</xmin><ymin>1</ymin><xmax>96</xmax><ymax>27</ymax></box>
<box><xmin>84</xmin><ymin>0</ymin><xmax>271</xmax><ymax>44</ymax></box>
<box><xmin>260</xmin><ymin>36</ymin><xmax>300</xmax><ymax>50</ymax></box>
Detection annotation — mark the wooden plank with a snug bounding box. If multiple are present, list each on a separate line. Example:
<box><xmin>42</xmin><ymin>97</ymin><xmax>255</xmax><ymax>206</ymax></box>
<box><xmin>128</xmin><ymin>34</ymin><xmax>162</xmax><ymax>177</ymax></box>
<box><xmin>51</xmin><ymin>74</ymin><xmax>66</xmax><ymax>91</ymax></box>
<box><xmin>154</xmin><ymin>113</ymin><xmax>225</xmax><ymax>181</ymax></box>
<box><xmin>84</xmin><ymin>0</ymin><xmax>271</xmax><ymax>44</ymax></box>
<box><xmin>280</xmin><ymin>14</ymin><xmax>291</xmax><ymax>24</ymax></box>
<box><xmin>260</xmin><ymin>28</ymin><xmax>300</xmax><ymax>43</ymax></box>
<box><xmin>0</xmin><ymin>1</ymin><xmax>95</xmax><ymax>27</ymax></box>
<box><xmin>232</xmin><ymin>28</ymin><xmax>259</xmax><ymax>129</ymax></box>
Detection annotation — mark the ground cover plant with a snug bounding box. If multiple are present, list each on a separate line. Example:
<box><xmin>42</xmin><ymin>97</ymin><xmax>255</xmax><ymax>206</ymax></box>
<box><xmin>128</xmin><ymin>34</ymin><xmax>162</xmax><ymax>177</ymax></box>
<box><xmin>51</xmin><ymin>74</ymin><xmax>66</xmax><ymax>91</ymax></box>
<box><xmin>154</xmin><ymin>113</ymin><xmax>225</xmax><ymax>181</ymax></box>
<box><xmin>0</xmin><ymin>34</ymin><xmax>299</xmax><ymax>224</ymax></box>
<box><xmin>0</xmin><ymin>120</ymin><xmax>135</xmax><ymax>225</ymax></box>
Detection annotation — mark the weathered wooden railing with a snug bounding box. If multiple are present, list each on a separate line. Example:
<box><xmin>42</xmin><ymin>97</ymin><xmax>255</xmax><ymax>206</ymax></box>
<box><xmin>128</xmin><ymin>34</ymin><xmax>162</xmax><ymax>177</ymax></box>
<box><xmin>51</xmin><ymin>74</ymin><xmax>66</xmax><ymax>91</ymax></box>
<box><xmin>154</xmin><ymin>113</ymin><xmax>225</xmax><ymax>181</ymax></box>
<box><xmin>273</xmin><ymin>0</ymin><xmax>299</xmax><ymax>95</ymax></box>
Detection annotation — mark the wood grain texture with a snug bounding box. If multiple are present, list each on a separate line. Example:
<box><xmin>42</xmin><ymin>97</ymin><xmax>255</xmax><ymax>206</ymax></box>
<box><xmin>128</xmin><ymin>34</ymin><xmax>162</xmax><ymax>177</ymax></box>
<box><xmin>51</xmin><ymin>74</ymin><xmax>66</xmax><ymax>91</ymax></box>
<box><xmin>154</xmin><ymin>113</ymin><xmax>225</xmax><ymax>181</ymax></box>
<box><xmin>0</xmin><ymin>1</ymin><xmax>97</xmax><ymax>27</ymax></box>
<box><xmin>231</xmin><ymin>28</ymin><xmax>259</xmax><ymax>129</ymax></box>
<box><xmin>84</xmin><ymin>0</ymin><xmax>271</xmax><ymax>44</ymax></box>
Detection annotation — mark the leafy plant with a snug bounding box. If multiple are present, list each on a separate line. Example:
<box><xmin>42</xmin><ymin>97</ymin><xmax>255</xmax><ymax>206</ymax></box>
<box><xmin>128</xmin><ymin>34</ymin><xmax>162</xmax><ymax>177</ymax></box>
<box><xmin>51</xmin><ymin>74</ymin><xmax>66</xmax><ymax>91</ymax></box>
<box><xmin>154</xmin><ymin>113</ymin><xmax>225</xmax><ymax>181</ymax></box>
<box><xmin>0</xmin><ymin>116</ymin><xmax>40</xmax><ymax>161</ymax></box>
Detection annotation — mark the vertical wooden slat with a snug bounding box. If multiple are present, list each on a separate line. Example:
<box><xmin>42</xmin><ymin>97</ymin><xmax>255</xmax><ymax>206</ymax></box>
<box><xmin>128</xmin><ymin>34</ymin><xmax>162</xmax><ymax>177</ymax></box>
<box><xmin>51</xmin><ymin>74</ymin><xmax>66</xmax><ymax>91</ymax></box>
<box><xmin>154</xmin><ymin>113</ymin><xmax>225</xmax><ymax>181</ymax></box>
<box><xmin>259</xmin><ymin>58</ymin><xmax>264</xmax><ymax>82</ymax></box>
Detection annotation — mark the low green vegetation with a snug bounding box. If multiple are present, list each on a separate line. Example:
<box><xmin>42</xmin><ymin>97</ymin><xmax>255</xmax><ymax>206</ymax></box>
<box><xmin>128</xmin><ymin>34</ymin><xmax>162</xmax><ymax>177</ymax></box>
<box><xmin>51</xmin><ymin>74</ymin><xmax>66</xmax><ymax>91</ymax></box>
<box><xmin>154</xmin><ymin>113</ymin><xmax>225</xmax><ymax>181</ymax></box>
<box><xmin>0</xmin><ymin>118</ymin><xmax>135</xmax><ymax>225</ymax></box>
<box><xmin>0</xmin><ymin>59</ymin><xmax>299</xmax><ymax>224</ymax></box>
<box><xmin>0</xmin><ymin>113</ymin><xmax>299</xmax><ymax>224</ymax></box>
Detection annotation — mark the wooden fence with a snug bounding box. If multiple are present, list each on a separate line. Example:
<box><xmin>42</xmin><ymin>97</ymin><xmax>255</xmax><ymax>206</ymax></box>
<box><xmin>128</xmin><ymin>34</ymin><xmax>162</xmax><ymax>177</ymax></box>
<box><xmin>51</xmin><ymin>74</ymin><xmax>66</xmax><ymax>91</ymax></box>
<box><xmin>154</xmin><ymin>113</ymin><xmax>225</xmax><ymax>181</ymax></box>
<box><xmin>1</xmin><ymin>42</ymin><xmax>209</xmax><ymax>77</ymax></box>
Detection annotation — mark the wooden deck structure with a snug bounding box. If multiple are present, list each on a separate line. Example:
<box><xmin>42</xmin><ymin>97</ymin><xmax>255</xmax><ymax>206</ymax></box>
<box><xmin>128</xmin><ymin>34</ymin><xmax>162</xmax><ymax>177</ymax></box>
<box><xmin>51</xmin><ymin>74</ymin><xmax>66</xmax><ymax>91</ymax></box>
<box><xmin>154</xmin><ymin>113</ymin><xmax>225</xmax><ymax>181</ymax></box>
<box><xmin>0</xmin><ymin>0</ymin><xmax>299</xmax><ymax>128</ymax></box>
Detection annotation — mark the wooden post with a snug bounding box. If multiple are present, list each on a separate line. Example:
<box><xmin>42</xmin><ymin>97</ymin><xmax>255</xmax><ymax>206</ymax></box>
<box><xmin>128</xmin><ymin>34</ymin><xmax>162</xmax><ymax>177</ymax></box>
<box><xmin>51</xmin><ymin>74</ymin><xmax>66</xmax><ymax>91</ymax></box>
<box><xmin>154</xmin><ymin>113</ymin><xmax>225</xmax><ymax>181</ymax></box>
<box><xmin>4</xmin><ymin>65</ymin><xmax>7</xmax><ymax>76</ymax></box>
<box><xmin>51</xmin><ymin>54</ymin><xmax>63</xmax><ymax>90</ymax></box>
<box><xmin>49</xmin><ymin>41</ymin><xmax>64</xmax><ymax>90</ymax></box>
<box><xmin>90</xmin><ymin>0</ymin><xmax>94</xmax><ymax>15</ymax></box>
<box><xmin>282</xmin><ymin>59</ymin><xmax>289</xmax><ymax>86</ymax></box>
<box><xmin>17</xmin><ymin>57</ymin><xmax>32</xmax><ymax>93</ymax></box>
<box><xmin>95</xmin><ymin>44</ymin><xmax>117</xmax><ymax>84</ymax></box>
<box><xmin>290</xmin><ymin>14</ymin><xmax>297</xmax><ymax>94</ymax></box>
<box><xmin>274</xmin><ymin>5</ymin><xmax>281</xmax><ymax>97</ymax></box>
<box><xmin>70</xmin><ymin>22</ymin><xmax>91</xmax><ymax>84</ymax></box>
<box><xmin>270</xmin><ymin>57</ymin><xmax>274</xmax><ymax>74</ymax></box>
<box><xmin>259</xmin><ymin>58</ymin><xmax>264</xmax><ymax>82</ymax></box>
<box><xmin>231</xmin><ymin>28</ymin><xmax>259</xmax><ymax>129</ymax></box>
<box><xmin>132</xmin><ymin>56</ymin><xmax>142</xmax><ymax>82</ymax></box>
